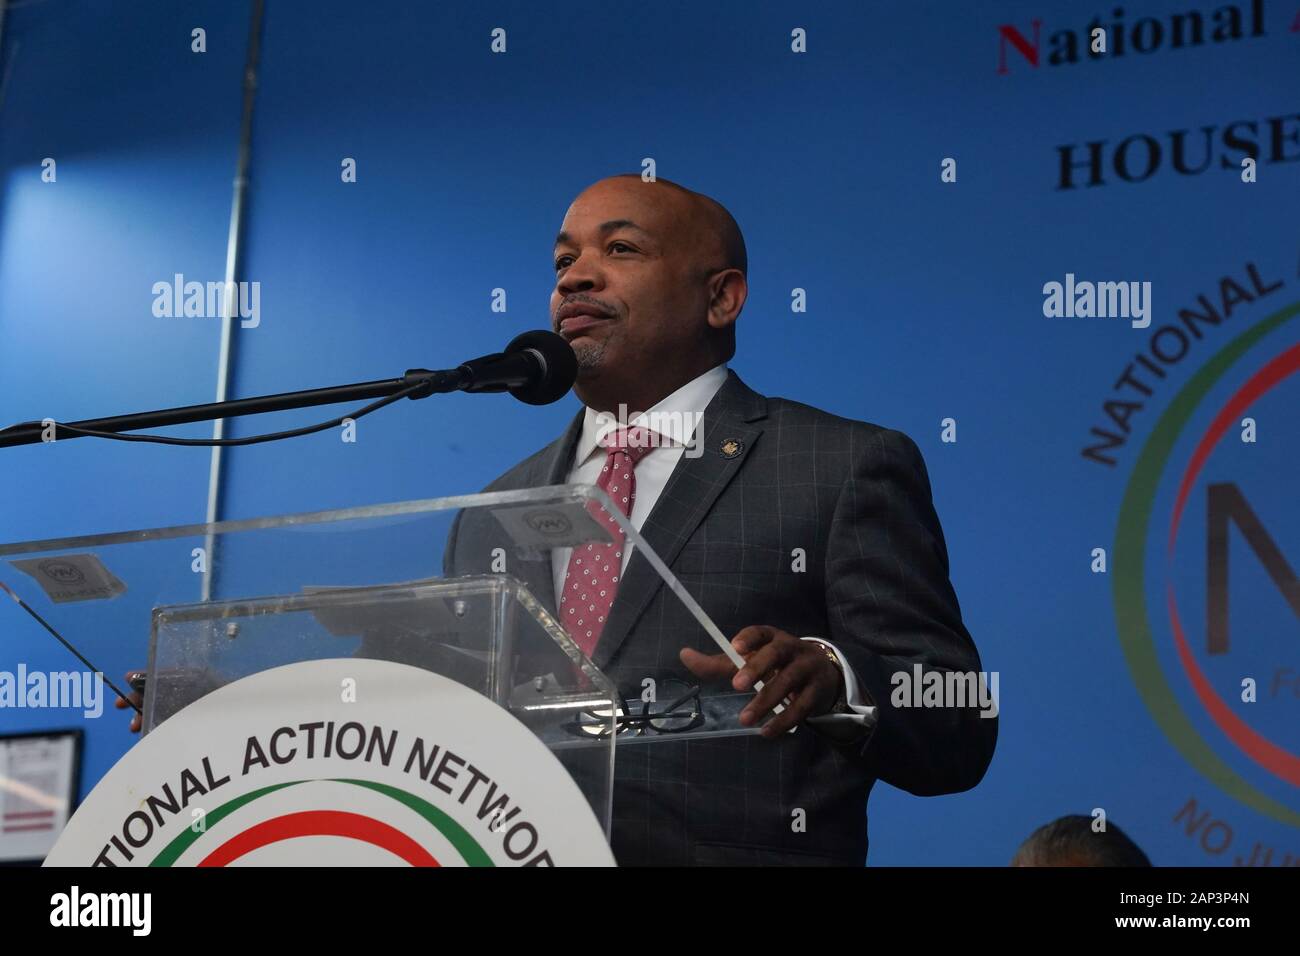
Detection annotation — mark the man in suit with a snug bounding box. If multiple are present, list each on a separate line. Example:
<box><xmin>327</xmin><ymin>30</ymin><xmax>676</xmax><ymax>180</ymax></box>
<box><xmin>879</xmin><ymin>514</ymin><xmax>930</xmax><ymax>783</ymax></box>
<box><xmin>443</xmin><ymin>174</ymin><xmax>997</xmax><ymax>866</ymax></box>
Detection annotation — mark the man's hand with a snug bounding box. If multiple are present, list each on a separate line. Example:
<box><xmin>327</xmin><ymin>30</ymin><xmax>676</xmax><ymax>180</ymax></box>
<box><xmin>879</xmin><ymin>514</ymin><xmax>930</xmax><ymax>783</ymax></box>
<box><xmin>680</xmin><ymin>625</ymin><xmax>843</xmax><ymax>739</ymax></box>
<box><xmin>113</xmin><ymin>670</ymin><xmax>144</xmax><ymax>734</ymax></box>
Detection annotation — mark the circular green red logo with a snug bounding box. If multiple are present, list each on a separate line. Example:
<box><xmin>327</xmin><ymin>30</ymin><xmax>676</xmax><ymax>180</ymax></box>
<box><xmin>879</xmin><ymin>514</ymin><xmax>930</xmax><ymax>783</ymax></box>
<box><xmin>1114</xmin><ymin>301</ymin><xmax>1300</xmax><ymax>826</ymax></box>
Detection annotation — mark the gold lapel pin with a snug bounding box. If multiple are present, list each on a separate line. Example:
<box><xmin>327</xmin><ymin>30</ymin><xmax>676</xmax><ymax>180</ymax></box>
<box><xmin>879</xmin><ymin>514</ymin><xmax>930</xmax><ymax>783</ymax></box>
<box><xmin>720</xmin><ymin>438</ymin><xmax>743</xmax><ymax>459</ymax></box>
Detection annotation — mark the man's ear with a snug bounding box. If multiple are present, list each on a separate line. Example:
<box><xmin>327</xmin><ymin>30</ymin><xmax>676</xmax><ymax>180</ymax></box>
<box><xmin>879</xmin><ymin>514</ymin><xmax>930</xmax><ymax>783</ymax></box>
<box><xmin>706</xmin><ymin>268</ymin><xmax>747</xmax><ymax>331</ymax></box>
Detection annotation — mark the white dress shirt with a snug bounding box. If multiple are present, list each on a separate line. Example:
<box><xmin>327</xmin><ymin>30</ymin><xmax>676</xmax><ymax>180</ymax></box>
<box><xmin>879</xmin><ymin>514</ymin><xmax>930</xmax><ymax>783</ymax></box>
<box><xmin>551</xmin><ymin>364</ymin><xmax>873</xmax><ymax>721</ymax></box>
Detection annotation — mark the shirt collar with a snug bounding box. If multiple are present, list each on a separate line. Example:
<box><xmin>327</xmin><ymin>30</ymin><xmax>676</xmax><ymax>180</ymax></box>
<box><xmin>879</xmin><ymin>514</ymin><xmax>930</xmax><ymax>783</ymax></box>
<box><xmin>573</xmin><ymin>363</ymin><xmax>729</xmax><ymax>467</ymax></box>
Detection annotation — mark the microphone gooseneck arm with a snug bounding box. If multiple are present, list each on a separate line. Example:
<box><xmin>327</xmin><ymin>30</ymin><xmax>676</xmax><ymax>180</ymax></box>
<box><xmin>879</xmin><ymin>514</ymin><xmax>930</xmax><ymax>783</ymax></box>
<box><xmin>0</xmin><ymin>369</ymin><xmax>460</xmax><ymax>448</ymax></box>
<box><xmin>0</xmin><ymin>331</ymin><xmax>576</xmax><ymax>449</ymax></box>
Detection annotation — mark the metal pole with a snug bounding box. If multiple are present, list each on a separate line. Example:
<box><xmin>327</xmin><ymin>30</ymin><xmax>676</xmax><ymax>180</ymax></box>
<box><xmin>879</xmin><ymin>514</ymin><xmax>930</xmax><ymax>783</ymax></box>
<box><xmin>203</xmin><ymin>0</ymin><xmax>265</xmax><ymax>601</ymax></box>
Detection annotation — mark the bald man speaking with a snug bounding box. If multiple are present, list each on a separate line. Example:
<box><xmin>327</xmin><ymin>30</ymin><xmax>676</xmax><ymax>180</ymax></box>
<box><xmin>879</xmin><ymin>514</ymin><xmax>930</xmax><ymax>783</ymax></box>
<box><xmin>445</xmin><ymin>174</ymin><xmax>996</xmax><ymax>866</ymax></box>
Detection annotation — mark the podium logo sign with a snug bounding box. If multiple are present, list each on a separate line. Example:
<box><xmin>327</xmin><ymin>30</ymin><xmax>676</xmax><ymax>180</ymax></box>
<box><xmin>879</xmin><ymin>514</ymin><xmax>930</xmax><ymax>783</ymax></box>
<box><xmin>9</xmin><ymin>553</ymin><xmax>127</xmax><ymax>604</ymax></box>
<box><xmin>44</xmin><ymin>659</ymin><xmax>614</xmax><ymax>867</ymax></box>
<box><xmin>490</xmin><ymin>501</ymin><xmax>612</xmax><ymax>549</ymax></box>
<box><xmin>525</xmin><ymin>511</ymin><xmax>573</xmax><ymax>537</ymax></box>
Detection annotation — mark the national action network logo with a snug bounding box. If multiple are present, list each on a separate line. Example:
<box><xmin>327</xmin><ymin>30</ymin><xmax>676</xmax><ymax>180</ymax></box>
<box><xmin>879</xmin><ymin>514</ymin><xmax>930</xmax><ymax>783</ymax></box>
<box><xmin>1111</xmin><ymin>270</ymin><xmax>1300</xmax><ymax>863</ymax></box>
<box><xmin>43</xmin><ymin>660</ymin><xmax>616</xmax><ymax>867</ymax></box>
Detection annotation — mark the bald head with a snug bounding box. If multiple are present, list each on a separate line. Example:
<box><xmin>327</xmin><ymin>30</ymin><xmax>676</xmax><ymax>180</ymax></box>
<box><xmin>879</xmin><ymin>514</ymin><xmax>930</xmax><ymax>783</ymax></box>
<box><xmin>605</xmin><ymin>174</ymin><xmax>748</xmax><ymax>277</ymax></box>
<box><xmin>550</xmin><ymin>174</ymin><xmax>749</xmax><ymax>414</ymax></box>
<box><xmin>1011</xmin><ymin>815</ymin><xmax>1152</xmax><ymax>867</ymax></box>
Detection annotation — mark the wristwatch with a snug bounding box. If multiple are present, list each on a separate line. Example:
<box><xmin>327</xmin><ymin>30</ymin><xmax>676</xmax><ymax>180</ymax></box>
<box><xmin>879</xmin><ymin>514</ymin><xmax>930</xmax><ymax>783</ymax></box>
<box><xmin>802</xmin><ymin>637</ymin><xmax>850</xmax><ymax>714</ymax></box>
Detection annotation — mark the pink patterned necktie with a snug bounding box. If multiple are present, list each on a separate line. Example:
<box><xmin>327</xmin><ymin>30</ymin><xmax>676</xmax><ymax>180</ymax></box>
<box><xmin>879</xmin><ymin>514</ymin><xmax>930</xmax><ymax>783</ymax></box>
<box><xmin>559</xmin><ymin>426</ymin><xmax>657</xmax><ymax>658</ymax></box>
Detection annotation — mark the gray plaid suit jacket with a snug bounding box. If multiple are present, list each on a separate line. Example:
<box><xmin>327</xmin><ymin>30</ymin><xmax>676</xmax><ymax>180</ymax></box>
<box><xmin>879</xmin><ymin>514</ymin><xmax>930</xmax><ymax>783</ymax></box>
<box><xmin>444</xmin><ymin>369</ymin><xmax>996</xmax><ymax>866</ymax></box>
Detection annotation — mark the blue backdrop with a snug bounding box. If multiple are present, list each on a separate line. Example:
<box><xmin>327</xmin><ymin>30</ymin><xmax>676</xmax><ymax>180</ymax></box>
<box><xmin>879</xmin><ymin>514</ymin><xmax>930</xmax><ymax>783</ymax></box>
<box><xmin>1</xmin><ymin>0</ymin><xmax>1297</xmax><ymax>866</ymax></box>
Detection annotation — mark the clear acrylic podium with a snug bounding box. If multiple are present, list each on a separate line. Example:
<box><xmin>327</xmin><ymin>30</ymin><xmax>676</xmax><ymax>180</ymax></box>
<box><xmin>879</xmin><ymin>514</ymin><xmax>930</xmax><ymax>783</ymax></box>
<box><xmin>0</xmin><ymin>485</ymin><xmax>762</xmax><ymax>844</ymax></box>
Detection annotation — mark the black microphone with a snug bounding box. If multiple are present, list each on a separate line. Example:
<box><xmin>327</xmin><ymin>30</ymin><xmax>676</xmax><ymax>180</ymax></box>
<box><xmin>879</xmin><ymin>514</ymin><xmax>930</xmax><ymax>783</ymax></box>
<box><xmin>450</xmin><ymin>330</ymin><xmax>578</xmax><ymax>405</ymax></box>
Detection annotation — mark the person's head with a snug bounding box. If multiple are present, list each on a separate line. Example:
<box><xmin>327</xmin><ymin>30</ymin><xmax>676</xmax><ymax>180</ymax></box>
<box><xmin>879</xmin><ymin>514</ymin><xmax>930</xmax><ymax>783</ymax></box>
<box><xmin>550</xmin><ymin>174</ymin><xmax>748</xmax><ymax>413</ymax></box>
<box><xmin>1011</xmin><ymin>815</ymin><xmax>1152</xmax><ymax>867</ymax></box>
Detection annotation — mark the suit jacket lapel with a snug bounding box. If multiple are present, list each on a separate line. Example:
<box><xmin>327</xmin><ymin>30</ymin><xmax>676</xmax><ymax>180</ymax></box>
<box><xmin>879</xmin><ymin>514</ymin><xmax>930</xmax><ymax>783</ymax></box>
<box><xmin>591</xmin><ymin>370</ymin><xmax>767</xmax><ymax>671</ymax></box>
<box><xmin>510</xmin><ymin>406</ymin><xmax>586</xmax><ymax>618</ymax></box>
<box><xmin>541</xmin><ymin>406</ymin><xmax>586</xmax><ymax>486</ymax></box>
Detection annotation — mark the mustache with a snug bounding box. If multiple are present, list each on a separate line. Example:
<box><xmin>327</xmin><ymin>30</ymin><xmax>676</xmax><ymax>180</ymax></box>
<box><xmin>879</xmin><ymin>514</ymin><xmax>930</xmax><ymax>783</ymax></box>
<box><xmin>553</xmin><ymin>295</ymin><xmax>616</xmax><ymax>327</ymax></box>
